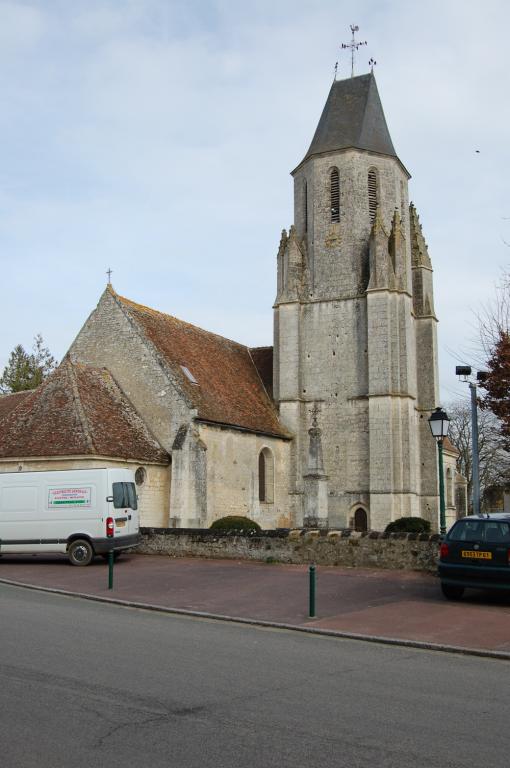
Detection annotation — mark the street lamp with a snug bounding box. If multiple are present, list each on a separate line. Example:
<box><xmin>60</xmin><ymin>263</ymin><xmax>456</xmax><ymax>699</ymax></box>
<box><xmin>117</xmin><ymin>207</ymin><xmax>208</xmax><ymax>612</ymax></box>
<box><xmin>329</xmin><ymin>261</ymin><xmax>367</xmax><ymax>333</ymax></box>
<box><xmin>455</xmin><ymin>366</ymin><xmax>488</xmax><ymax>516</ymax></box>
<box><xmin>428</xmin><ymin>406</ymin><xmax>450</xmax><ymax>536</ymax></box>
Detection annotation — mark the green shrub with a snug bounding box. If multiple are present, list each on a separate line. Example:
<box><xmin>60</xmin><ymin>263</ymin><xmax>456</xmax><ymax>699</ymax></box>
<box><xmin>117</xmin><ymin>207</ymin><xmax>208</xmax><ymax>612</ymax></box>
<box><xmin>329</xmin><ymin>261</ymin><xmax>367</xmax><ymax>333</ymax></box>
<box><xmin>209</xmin><ymin>515</ymin><xmax>261</xmax><ymax>533</ymax></box>
<box><xmin>385</xmin><ymin>517</ymin><xmax>431</xmax><ymax>534</ymax></box>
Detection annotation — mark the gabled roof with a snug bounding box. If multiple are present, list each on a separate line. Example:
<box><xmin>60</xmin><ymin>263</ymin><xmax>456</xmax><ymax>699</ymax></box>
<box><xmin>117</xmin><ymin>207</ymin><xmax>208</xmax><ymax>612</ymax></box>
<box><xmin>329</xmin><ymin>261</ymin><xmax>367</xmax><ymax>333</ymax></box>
<box><xmin>111</xmin><ymin>290</ymin><xmax>289</xmax><ymax>439</ymax></box>
<box><xmin>295</xmin><ymin>73</ymin><xmax>397</xmax><ymax>171</ymax></box>
<box><xmin>0</xmin><ymin>360</ymin><xmax>168</xmax><ymax>463</ymax></box>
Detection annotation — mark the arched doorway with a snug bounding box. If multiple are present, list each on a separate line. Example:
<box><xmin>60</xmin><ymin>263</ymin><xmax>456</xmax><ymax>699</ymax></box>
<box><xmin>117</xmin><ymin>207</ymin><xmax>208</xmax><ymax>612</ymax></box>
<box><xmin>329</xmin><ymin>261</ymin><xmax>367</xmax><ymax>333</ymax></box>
<box><xmin>354</xmin><ymin>507</ymin><xmax>368</xmax><ymax>532</ymax></box>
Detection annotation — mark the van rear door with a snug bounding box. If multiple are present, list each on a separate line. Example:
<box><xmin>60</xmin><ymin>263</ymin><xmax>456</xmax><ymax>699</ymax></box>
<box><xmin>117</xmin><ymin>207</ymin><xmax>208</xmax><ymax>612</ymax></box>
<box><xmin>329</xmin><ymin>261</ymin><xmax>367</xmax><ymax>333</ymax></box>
<box><xmin>111</xmin><ymin>481</ymin><xmax>139</xmax><ymax>537</ymax></box>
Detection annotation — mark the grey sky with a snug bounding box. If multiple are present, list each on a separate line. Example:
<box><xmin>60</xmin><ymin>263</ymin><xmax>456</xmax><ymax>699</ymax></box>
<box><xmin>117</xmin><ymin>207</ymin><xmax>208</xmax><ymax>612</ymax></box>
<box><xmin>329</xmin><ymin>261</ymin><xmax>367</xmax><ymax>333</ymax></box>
<box><xmin>0</xmin><ymin>0</ymin><xmax>508</xmax><ymax>403</ymax></box>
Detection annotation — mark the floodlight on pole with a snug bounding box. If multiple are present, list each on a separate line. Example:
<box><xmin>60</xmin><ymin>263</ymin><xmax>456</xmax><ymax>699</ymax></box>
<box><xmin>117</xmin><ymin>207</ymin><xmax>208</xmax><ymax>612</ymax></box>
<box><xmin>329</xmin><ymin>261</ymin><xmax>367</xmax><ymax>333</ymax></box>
<box><xmin>455</xmin><ymin>366</ymin><xmax>488</xmax><ymax>517</ymax></box>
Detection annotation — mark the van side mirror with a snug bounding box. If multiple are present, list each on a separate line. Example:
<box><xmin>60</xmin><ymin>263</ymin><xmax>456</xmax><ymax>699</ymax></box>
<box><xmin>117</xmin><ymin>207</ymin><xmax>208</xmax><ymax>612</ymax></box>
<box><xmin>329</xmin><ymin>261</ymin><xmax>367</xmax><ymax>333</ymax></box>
<box><xmin>106</xmin><ymin>496</ymin><xmax>113</xmax><ymax>503</ymax></box>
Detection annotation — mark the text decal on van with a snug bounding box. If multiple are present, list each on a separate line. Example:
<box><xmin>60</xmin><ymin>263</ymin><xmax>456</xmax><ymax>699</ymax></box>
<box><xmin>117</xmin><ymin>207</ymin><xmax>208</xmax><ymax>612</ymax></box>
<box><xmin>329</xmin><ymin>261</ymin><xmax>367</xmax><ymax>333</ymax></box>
<box><xmin>48</xmin><ymin>487</ymin><xmax>92</xmax><ymax>508</ymax></box>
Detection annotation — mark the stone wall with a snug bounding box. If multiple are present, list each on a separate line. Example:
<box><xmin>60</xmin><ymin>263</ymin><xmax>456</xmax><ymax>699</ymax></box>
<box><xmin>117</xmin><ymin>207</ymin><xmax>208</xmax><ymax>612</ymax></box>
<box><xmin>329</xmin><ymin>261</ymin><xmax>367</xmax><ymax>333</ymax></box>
<box><xmin>198</xmin><ymin>424</ymin><xmax>292</xmax><ymax>529</ymax></box>
<box><xmin>69</xmin><ymin>289</ymin><xmax>193</xmax><ymax>451</ymax></box>
<box><xmin>139</xmin><ymin>527</ymin><xmax>441</xmax><ymax>573</ymax></box>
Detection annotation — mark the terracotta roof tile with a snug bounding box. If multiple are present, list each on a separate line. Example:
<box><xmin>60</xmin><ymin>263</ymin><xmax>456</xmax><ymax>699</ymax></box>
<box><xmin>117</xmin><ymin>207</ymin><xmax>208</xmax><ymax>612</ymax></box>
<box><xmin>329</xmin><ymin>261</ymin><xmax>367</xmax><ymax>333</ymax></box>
<box><xmin>0</xmin><ymin>390</ymin><xmax>33</xmax><ymax>422</ymax></box>
<box><xmin>250</xmin><ymin>346</ymin><xmax>273</xmax><ymax>399</ymax></box>
<box><xmin>0</xmin><ymin>360</ymin><xmax>168</xmax><ymax>463</ymax></box>
<box><xmin>443</xmin><ymin>436</ymin><xmax>460</xmax><ymax>456</ymax></box>
<box><xmin>114</xmin><ymin>291</ymin><xmax>289</xmax><ymax>438</ymax></box>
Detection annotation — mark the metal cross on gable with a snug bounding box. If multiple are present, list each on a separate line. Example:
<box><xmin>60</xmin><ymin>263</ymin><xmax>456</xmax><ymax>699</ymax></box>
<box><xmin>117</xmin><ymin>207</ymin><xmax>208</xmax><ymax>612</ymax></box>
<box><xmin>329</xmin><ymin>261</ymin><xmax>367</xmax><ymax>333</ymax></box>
<box><xmin>341</xmin><ymin>24</ymin><xmax>367</xmax><ymax>78</ymax></box>
<box><xmin>106</xmin><ymin>267</ymin><xmax>113</xmax><ymax>284</ymax></box>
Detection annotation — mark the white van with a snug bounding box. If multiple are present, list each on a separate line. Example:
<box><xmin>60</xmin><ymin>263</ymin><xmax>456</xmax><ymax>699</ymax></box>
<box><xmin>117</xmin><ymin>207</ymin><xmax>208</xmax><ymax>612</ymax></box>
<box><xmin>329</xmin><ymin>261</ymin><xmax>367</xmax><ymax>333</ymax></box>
<box><xmin>0</xmin><ymin>467</ymin><xmax>140</xmax><ymax>565</ymax></box>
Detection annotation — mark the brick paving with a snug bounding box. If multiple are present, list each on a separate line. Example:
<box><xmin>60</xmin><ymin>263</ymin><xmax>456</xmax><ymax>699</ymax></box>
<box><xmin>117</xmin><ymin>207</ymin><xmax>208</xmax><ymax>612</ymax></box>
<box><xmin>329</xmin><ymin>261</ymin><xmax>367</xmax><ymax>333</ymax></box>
<box><xmin>1</xmin><ymin>553</ymin><xmax>510</xmax><ymax>653</ymax></box>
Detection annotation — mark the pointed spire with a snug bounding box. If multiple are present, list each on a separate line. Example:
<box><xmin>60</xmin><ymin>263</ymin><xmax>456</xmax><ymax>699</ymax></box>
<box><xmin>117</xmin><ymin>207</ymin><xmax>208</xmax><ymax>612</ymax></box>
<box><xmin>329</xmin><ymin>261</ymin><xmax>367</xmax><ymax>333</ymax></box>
<box><xmin>296</xmin><ymin>73</ymin><xmax>396</xmax><ymax>170</ymax></box>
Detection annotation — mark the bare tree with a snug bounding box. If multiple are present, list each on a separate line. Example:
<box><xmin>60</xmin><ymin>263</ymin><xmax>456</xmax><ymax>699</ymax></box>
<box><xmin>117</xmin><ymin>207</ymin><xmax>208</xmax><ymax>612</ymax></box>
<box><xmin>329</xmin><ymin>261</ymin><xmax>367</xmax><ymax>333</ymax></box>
<box><xmin>477</xmin><ymin>270</ymin><xmax>510</xmax><ymax>447</ymax></box>
<box><xmin>478</xmin><ymin>269</ymin><xmax>510</xmax><ymax>357</ymax></box>
<box><xmin>447</xmin><ymin>400</ymin><xmax>510</xmax><ymax>512</ymax></box>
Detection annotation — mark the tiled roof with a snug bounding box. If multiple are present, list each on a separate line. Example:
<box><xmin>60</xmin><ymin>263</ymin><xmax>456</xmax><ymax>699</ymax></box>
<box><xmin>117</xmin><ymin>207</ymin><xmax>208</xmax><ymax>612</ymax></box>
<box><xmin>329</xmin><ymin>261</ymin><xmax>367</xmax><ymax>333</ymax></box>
<box><xmin>250</xmin><ymin>346</ymin><xmax>273</xmax><ymax>399</ymax></box>
<box><xmin>112</xmin><ymin>290</ymin><xmax>289</xmax><ymax>438</ymax></box>
<box><xmin>0</xmin><ymin>360</ymin><xmax>168</xmax><ymax>463</ymax></box>
<box><xmin>0</xmin><ymin>390</ymin><xmax>33</xmax><ymax>422</ymax></box>
<box><xmin>443</xmin><ymin>436</ymin><xmax>460</xmax><ymax>456</ymax></box>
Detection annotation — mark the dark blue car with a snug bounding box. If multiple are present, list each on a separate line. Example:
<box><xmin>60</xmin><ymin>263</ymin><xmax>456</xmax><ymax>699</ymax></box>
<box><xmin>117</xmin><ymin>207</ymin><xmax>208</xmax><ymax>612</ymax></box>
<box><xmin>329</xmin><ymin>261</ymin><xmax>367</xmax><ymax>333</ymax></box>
<box><xmin>438</xmin><ymin>513</ymin><xmax>510</xmax><ymax>600</ymax></box>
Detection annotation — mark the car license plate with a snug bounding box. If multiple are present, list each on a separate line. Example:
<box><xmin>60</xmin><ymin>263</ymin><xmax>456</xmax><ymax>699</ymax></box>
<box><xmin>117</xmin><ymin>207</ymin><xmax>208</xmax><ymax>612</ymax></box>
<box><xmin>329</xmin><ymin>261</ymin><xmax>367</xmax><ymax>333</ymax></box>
<box><xmin>116</xmin><ymin>520</ymin><xmax>126</xmax><ymax>528</ymax></box>
<box><xmin>461</xmin><ymin>550</ymin><xmax>492</xmax><ymax>559</ymax></box>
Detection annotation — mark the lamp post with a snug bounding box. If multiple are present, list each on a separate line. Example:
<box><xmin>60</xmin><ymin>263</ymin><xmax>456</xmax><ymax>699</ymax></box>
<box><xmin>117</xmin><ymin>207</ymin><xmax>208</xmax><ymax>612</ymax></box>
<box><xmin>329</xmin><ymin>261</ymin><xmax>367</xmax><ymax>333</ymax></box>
<box><xmin>455</xmin><ymin>366</ymin><xmax>488</xmax><ymax>516</ymax></box>
<box><xmin>428</xmin><ymin>406</ymin><xmax>450</xmax><ymax>536</ymax></box>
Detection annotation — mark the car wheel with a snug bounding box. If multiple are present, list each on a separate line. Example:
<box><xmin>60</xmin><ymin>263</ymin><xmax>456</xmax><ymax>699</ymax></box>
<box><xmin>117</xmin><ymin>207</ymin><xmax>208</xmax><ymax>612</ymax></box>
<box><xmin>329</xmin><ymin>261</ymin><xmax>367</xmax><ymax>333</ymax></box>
<box><xmin>68</xmin><ymin>539</ymin><xmax>94</xmax><ymax>566</ymax></box>
<box><xmin>441</xmin><ymin>583</ymin><xmax>464</xmax><ymax>601</ymax></box>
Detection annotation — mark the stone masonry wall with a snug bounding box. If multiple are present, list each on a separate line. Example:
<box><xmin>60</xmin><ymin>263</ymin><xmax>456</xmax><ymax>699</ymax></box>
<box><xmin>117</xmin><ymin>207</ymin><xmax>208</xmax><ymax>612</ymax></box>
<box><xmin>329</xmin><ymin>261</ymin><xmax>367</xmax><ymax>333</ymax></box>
<box><xmin>139</xmin><ymin>527</ymin><xmax>441</xmax><ymax>573</ymax></box>
<box><xmin>69</xmin><ymin>289</ymin><xmax>193</xmax><ymax>452</ymax></box>
<box><xmin>199</xmin><ymin>424</ymin><xmax>292</xmax><ymax>529</ymax></box>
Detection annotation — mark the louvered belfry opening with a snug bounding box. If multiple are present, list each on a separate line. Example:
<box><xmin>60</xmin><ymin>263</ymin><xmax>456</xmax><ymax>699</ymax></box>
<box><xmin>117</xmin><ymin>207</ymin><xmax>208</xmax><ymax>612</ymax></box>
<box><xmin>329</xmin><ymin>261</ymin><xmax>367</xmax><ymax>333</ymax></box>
<box><xmin>368</xmin><ymin>169</ymin><xmax>378</xmax><ymax>223</ymax></box>
<box><xmin>330</xmin><ymin>168</ymin><xmax>340</xmax><ymax>223</ymax></box>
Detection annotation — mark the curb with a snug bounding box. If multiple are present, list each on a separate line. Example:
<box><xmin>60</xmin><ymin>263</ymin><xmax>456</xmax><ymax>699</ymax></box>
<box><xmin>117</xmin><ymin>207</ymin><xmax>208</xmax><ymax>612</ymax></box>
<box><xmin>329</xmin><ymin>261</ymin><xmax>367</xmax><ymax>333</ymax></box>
<box><xmin>1</xmin><ymin>576</ymin><xmax>509</xmax><ymax>662</ymax></box>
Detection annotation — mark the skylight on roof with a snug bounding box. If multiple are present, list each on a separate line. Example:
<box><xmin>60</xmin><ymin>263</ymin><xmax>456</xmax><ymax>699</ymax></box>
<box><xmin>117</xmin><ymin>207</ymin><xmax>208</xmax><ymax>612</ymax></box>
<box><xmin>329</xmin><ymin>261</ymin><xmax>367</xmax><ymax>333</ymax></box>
<box><xmin>180</xmin><ymin>365</ymin><xmax>198</xmax><ymax>385</ymax></box>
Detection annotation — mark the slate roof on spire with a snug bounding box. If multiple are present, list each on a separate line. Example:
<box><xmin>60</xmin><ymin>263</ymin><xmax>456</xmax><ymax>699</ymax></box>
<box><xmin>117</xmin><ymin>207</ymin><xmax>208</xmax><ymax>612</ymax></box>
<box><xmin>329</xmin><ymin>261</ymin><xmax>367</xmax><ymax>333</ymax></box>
<box><xmin>296</xmin><ymin>73</ymin><xmax>397</xmax><ymax>170</ymax></box>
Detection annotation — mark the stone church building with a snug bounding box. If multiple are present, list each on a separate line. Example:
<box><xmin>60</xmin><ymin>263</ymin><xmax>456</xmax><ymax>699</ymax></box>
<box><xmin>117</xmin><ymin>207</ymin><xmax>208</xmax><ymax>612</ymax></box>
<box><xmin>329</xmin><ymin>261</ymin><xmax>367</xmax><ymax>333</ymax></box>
<box><xmin>0</xmin><ymin>71</ymin><xmax>463</xmax><ymax>531</ymax></box>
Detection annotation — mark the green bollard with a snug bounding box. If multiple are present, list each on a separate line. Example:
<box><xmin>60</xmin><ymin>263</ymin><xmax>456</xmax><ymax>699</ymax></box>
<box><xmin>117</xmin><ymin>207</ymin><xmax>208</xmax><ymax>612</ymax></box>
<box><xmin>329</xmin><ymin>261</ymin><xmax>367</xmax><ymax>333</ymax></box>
<box><xmin>108</xmin><ymin>549</ymin><xmax>114</xmax><ymax>590</ymax></box>
<box><xmin>309</xmin><ymin>564</ymin><xmax>316</xmax><ymax>618</ymax></box>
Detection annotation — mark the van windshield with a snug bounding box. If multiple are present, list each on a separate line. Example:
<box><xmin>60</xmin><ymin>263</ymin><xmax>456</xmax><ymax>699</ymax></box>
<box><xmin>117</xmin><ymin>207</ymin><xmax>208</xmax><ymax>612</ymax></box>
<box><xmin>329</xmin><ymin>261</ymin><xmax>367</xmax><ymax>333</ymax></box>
<box><xmin>112</xmin><ymin>482</ymin><xmax>138</xmax><ymax>510</ymax></box>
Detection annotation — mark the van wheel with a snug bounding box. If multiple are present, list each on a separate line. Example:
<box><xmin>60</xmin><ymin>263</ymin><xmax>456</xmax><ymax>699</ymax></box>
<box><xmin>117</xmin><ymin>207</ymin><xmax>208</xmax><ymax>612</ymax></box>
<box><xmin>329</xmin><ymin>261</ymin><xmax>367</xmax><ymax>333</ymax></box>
<box><xmin>441</xmin><ymin>583</ymin><xmax>464</xmax><ymax>600</ymax></box>
<box><xmin>68</xmin><ymin>539</ymin><xmax>94</xmax><ymax>566</ymax></box>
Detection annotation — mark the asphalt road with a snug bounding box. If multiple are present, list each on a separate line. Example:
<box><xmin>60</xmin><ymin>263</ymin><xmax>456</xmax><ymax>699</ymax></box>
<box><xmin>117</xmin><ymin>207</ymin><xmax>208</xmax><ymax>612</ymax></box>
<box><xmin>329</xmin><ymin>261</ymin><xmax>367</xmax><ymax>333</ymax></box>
<box><xmin>0</xmin><ymin>584</ymin><xmax>508</xmax><ymax>768</ymax></box>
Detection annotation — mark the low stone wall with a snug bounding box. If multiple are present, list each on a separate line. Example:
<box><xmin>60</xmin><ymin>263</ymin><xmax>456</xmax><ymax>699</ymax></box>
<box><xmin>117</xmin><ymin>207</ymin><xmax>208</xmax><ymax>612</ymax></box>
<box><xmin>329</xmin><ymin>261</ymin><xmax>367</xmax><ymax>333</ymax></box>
<box><xmin>139</xmin><ymin>528</ymin><xmax>441</xmax><ymax>573</ymax></box>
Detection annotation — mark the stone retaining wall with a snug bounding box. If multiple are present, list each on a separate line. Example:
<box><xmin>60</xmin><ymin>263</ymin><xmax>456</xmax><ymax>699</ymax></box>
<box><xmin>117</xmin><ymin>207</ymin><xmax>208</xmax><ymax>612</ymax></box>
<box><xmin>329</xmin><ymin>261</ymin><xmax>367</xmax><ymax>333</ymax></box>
<box><xmin>139</xmin><ymin>528</ymin><xmax>441</xmax><ymax>573</ymax></box>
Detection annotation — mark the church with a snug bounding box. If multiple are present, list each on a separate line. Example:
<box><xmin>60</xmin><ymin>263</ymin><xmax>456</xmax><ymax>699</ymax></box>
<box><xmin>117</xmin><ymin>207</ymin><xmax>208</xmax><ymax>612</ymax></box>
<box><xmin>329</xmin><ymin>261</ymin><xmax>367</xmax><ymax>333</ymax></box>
<box><xmin>0</xmin><ymin>71</ymin><xmax>464</xmax><ymax>531</ymax></box>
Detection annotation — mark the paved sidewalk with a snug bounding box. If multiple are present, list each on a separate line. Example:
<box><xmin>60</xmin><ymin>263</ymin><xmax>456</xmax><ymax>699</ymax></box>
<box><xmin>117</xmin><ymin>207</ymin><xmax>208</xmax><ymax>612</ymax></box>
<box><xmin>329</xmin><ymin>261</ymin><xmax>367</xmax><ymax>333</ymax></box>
<box><xmin>1</xmin><ymin>553</ymin><xmax>510</xmax><ymax>654</ymax></box>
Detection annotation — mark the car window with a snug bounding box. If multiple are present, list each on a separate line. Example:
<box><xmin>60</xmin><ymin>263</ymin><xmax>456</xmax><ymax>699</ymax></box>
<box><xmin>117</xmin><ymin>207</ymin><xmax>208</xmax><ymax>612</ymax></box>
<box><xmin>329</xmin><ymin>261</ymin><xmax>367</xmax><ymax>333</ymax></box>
<box><xmin>448</xmin><ymin>520</ymin><xmax>510</xmax><ymax>543</ymax></box>
<box><xmin>484</xmin><ymin>522</ymin><xmax>510</xmax><ymax>543</ymax></box>
<box><xmin>448</xmin><ymin>521</ymin><xmax>483</xmax><ymax>541</ymax></box>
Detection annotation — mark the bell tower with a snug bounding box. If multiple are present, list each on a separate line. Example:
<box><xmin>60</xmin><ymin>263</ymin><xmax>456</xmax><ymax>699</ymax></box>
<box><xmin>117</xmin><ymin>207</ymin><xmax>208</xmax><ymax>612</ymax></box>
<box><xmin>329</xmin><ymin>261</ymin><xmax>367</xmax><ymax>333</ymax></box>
<box><xmin>273</xmin><ymin>71</ymin><xmax>440</xmax><ymax>529</ymax></box>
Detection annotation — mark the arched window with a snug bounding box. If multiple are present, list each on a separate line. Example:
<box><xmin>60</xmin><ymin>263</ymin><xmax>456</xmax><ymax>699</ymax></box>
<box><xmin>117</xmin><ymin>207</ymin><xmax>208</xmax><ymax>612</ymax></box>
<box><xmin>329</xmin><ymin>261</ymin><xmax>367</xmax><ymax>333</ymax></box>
<box><xmin>354</xmin><ymin>508</ymin><xmax>368</xmax><ymax>532</ymax></box>
<box><xmin>258</xmin><ymin>448</ymin><xmax>274</xmax><ymax>503</ymax></box>
<box><xmin>330</xmin><ymin>168</ymin><xmax>340</xmax><ymax>223</ymax></box>
<box><xmin>368</xmin><ymin>169</ymin><xmax>378</xmax><ymax>223</ymax></box>
<box><xmin>304</xmin><ymin>180</ymin><xmax>308</xmax><ymax>233</ymax></box>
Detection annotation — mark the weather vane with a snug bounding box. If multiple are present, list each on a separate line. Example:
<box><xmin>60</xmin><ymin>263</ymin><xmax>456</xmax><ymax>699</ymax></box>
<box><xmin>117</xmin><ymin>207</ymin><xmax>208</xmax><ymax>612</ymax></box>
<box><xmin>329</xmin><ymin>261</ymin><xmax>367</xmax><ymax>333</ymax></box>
<box><xmin>341</xmin><ymin>24</ymin><xmax>367</xmax><ymax>78</ymax></box>
<box><xmin>106</xmin><ymin>267</ymin><xmax>113</xmax><ymax>284</ymax></box>
<box><xmin>333</xmin><ymin>61</ymin><xmax>338</xmax><ymax>81</ymax></box>
<box><xmin>369</xmin><ymin>57</ymin><xmax>377</xmax><ymax>73</ymax></box>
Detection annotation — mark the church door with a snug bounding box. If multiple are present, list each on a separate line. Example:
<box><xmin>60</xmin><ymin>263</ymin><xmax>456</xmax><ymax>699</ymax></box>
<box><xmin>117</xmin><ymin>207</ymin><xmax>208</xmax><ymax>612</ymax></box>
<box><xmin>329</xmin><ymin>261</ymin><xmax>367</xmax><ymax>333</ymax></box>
<box><xmin>354</xmin><ymin>508</ymin><xmax>368</xmax><ymax>532</ymax></box>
